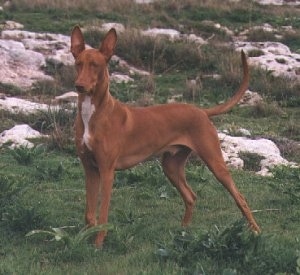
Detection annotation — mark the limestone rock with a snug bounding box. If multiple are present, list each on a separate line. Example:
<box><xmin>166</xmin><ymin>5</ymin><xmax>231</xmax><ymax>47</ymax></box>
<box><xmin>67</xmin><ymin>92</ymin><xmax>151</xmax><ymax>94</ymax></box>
<box><xmin>0</xmin><ymin>124</ymin><xmax>46</xmax><ymax>148</ymax></box>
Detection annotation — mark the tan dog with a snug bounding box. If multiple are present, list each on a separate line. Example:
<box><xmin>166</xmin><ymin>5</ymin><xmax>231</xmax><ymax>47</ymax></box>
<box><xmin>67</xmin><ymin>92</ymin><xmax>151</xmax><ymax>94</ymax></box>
<box><xmin>70</xmin><ymin>26</ymin><xmax>260</xmax><ymax>247</ymax></box>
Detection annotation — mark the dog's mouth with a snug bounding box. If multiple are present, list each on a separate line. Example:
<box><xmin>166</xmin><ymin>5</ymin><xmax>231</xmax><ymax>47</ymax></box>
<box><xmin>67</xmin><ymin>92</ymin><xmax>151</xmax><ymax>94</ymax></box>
<box><xmin>75</xmin><ymin>85</ymin><xmax>94</xmax><ymax>95</ymax></box>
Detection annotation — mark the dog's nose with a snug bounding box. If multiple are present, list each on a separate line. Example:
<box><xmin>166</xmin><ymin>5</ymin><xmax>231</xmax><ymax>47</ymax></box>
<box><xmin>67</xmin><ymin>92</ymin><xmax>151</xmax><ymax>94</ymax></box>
<box><xmin>75</xmin><ymin>84</ymin><xmax>85</xmax><ymax>93</ymax></box>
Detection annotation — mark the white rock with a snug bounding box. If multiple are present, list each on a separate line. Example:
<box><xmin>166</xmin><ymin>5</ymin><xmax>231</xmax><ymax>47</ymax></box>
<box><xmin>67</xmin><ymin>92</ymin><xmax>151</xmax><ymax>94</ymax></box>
<box><xmin>237</xmin><ymin>128</ymin><xmax>251</xmax><ymax>136</ymax></box>
<box><xmin>111</xmin><ymin>73</ymin><xmax>134</xmax><ymax>83</ymax></box>
<box><xmin>186</xmin><ymin>34</ymin><xmax>207</xmax><ymax>45</ymax></box>
<box><xmin>254</xmin><ymin>0</ymin><xmax>300</xmax><ymax>5</ymax></box>
<box><xmin>0</xmin><ymin>39</ymin><xmax>53</xmax><ymax>89</ymax></box>
<box><xmin>111</xmin><ymin>55</ymin><xmax>150</xmax><ymax>76</ymax></box>
<box><xmin>218</xmin><ymin>133</ymin><xmax>297</xmax><ymax>176</ymax></box>
<box><xmin>100</xmin><ymin>23</ymin><xmax>125</xmax><ymax>33</ymax></box>
<box><xmin>1</xmin><ymin>30</ymin><xmax>73</xmax><ymax>66</ymax></box>
<box><xmin>239</xmin><ymin>90</ymin><xmax>263</xmax><ymax>106</ymax></box>
<box><xmin>0</xmin><ymin>30</ymin><xmax>75</xmax><ymax>89</ymax></box>
<box><xmin>0</xmin><ymin>96</ymin><xmax>50</xmax><ymax>114</ymax></box>
<box><xmin>0</xmin><ymin>124</ymin><xmax>45</xmax><ymax>148</ymax></box>
<box><xmin>1</xmin><ymin>20</ymin><xmax>24</xmax><ymax>30</ymax></box>
<box><xmin>141</xmin><ymin>28</ymin><xmax>181</xmax><ymax>41</ymax></box>
<box><xmin>135</xmin><ymin>0</ymin><xmax>155</xmax><ymax>3</ymax></box>
<box><xmin>54</xmin><ymin>91</ymin><xmax>78</xmax><ymax>103</ymax></box>
<box><xmin>235</xmin><ymin>41</ymin><xmax>300</xmax><ymax>81</ymax></box>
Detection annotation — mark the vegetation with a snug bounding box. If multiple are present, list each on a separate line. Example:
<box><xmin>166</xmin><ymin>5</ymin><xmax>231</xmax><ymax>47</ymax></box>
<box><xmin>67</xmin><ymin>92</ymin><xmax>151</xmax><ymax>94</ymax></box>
<box><xmin>0</xmin><ymin>0</ymin><xmax>299</xmax><ymax>274</ymax></box>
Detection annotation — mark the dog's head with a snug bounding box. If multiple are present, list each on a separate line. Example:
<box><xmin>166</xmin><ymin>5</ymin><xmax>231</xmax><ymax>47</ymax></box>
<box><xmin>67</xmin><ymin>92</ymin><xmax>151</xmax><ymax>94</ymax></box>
<box><xmin>70</xmin><ymin>26</ymin><xmax>117</xmax><ymax>94</ymax></box>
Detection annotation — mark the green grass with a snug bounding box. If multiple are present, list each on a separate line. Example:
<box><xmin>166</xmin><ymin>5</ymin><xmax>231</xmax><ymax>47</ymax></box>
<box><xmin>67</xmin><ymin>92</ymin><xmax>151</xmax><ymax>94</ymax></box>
<box><xmin>0</xmin><ymin>148</ymin><xmax>299</xmax><ymax>274</ymax></box>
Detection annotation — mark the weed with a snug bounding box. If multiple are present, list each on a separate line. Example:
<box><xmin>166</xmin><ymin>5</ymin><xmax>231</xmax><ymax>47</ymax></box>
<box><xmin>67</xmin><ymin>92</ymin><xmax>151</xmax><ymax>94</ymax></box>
<box><xmin>157</xmin><ymin>219</ymin><xmax>299</xmax><ymax>274</ymax></box>
<box><xmin>247</xmin><ymin>29</ymin><xmax>277</xmax><ymax>42</ymax></box>
<box><xmin>282</xmin><ymin>29</ymin><xmax>300</xmax><ymax>52</ymax></box>
<box><xmin>0</xmin><ymin>83</ymin><xmax>24</xmax><ymax>97</ymax></box>
<box><xmin>9</xmin><ymin>145</ymin><xmax>44</xmax><ymax>165</ymax></box>
<box><xmin>34</xmin><ymin>107</ymin><xmax>76</xmax><ymax>152</ymax></box>
<box><xmin>113</xmin><ymin>29</ymin><xmax>203</xmax><ymax>74</ymax></box>
<box><xmin>30</xmin><ymin>80</ymin><xmax>62</xmax><ymax>100</ymax></box>
<box><xmin>239</xmin><ymin>152</ymin><xmax>264</xmax><ymax>172</ymax></box>
<box><xmin>114</xmin><ymin>160</ymin><xmax>167</xmax><ymax>188</ymax></box>
<box><xmin>282</xmin><ymin>119</ymin><xmax>300</xmax><ymax>141</ymax></box>
<box><xmin>270</xmin><ymin>166</ymin><xmax>300</xmax><ymax>204</ymax></box>
<box><xmin>247</xmin><ymin>48</ymin><xmax>265</xmax><ymax>57</ymax></box>
<box><xmin>251</xmin><ymin>101</ymin><xmax>285</xmax><ymax>118</ymax></box>
<box><xmin>251</xmin><ymin>69</ymin><xmax>300</xmax><ymax>106</ymax></box>
<box><xmin>0</xmin><ymin>174</ymin><xmax>20</xmax><ymax>211</ymax></box>
<box><xmin>272</xmin><ymin>136</ymin><xmax>300</xmax><ymax>163</ymax></box>
<box><xmin>35</xmin><ymin>161</ymin><xmax>64</xmax><ymax>181</ymax></box>
<box><xmin>3</xmin><ymin>203</ymin><xmax>47</xmax><ymax>233</ymax></box>
<box><xmin>26</xmin><ymin>224</ymin><xmax>113</xmax><ymax>248</ymax></box>
<box><xmin>43</xmin><ymin>61</ymin><xmax>76</xmax><ymax>91</ymax></box>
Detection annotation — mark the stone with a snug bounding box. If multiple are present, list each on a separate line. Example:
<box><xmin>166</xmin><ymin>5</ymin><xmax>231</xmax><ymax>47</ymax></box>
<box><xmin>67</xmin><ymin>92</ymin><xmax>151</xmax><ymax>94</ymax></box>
<box><xmin>1</xmin><ymin>20</ymin><xmax>24</xmax><ymax>30</ymax></box>
<box><xmin>0</xmin><ymin>95</ymin><xmax>50</xmax><ymax>114</ymax></box>
<box><xmin>218</xmin><ymin>132</ymin><xmax>297</xmax><ymax>176</ymax></box>
<box><xmin>111</xmin><ymin>55</ymin><xmax>150</xmax><ymax>76</ymax></box>
<box><xmin>0</xmin><ymin>124</ymin><xmax>46</xmax><ymax>148</ymax></box>
<box><xmin>239</xmin><ymin>90</ymin><xmax>264</xmax><ymax>106</ymax></box>
<box><xmin>235</xmin><ymin>41</ymin><xmax>300</xmax><ymax>81</ymax></box>
<box><xmin>254</xmin><ymin>0</ymin><xmax>300</xmax><ymax>5</ymax></box>
<box><xmin>111</xmin><ymin>73</ymin><xmax>134</xmax><ymax>83</ymax></box>
<box><xmin>54</xmin><ymin>91</ymin><xmax>78</xmax><ymax>104</ymax></box>
<box><xmin>0</xmin><ymin>29</ymin><xmax>75</xmax><ymax>89</ymax></box>
<box><xmin>100</xmin><ymin>23</ymin><xmax>125</xmax><ymax>33</ymax></box>
<box><xmin>0</xmin><ymin>39</ymin><xmax>53</xmax><ymax>89</ymax></box>
<box><xmin>141</xmin><ymin>28</ymin><xmax>181</xmax><ymax>41</ymax></box>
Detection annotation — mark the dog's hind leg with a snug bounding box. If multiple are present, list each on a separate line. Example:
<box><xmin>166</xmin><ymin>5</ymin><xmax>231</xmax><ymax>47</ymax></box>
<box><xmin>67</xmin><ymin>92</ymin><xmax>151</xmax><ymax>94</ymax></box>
<box><xmin>192</xmin><ymin>128</ymin><xmax>261</xmax><ymax>233</ymax></box>
<box><xmin>162</xmin><ymin>147</ymin><xmax>197</xmax><ymax>226</ymax></box>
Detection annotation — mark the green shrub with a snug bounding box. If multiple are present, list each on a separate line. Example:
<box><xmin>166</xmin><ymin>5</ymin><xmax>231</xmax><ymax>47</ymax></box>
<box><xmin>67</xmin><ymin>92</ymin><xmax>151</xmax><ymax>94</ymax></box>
<box><xmin>270</xmin><ymin>166</ymin><xmax>300</xmax><ymax>204</ymax></box>
<box><xmin>9</xmin><ymin>145</ymin><xmax>44</xmax><ymax>165</ymax></box>
<box><xmin>251</xmin><ymin>101</ymin><xmax>285</xmax><ymax>118</ymax></box>
<box><xmin>247</xmin><ymin>29</ymin><xmax>277</xmax><ymax>42</ymax></box>
<box><xmin>157</xmin><ymin>219</ymin><xmax>298</xmax><ymax>274</ymax></box>
<box><xmin>239</xmin><ymin>152</ymin><xmax>264</xmax><ymax>172</ymax></box>
<box><xmin>251</xmin><ymin>69</ymin><xmax>300</xmax><ymax>106</ymax></box>
<box><xmin>3</xmin><ymin>203</ymin><xmax>47</xmax><ymax>233</ymax></box>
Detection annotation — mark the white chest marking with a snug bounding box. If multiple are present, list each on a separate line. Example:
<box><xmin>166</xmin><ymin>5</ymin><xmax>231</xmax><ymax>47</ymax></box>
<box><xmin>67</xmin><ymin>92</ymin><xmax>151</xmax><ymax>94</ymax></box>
<box><xmin>81</xmin><ymin>96</ymin><xmax>95</xmax><ymax>150</ymax></box>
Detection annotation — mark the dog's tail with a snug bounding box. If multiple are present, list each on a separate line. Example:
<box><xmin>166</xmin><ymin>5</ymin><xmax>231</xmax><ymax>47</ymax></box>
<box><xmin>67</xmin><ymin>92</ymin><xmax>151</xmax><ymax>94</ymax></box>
<box><xmin>203</xmin><ymin>50</ymin><xmax>249</xmax><ymax>117</ymax></box>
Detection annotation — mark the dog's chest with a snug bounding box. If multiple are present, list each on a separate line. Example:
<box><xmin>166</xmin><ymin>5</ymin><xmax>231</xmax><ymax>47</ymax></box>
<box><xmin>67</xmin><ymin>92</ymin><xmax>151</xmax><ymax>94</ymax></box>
<box><xmin>81</xmin><ymin>96</ymin><xmax>95</xmax><ymax>150</ymax></box>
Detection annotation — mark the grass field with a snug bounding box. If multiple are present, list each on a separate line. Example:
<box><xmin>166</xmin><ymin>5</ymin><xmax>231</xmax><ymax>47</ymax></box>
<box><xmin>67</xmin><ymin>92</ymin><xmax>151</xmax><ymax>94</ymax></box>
<box><xmin>0</xmin><ymin>0</ymin><xmax>300</xmax><ymax>274</ymax></box>
<box><xmin>0</xmin><ymin>148</ymin><xmax>299</xmax><ymax>274</ymax></box>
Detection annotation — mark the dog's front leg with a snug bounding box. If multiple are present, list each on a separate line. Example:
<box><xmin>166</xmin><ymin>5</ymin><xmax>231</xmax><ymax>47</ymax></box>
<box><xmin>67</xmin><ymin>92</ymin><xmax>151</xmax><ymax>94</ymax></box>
<box><xmin>83</xmin><ymin>163</ymin><xmax>100</xmax><ymax>227</ymax></box>
<box><xmin>95</xmin><ymin>168</ymin><xmax>115</xmax><ymax>247</ymax></box>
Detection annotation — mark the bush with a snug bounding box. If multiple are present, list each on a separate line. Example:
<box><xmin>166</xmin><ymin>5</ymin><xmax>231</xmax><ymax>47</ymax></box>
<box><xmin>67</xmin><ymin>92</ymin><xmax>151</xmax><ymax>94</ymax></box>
<box><xmin>9</xmin><ymin>145</ymin><xmax>44</xmax><ymax>165</ymax></box>
<box><xmin>156</xmin><ymin>219</ymin><xmax>299</xmax><ymax>274</ymax></box>
<box><xmin>251</xmin><ymin>69</ymin><xmax>300</xmax><ymax>106</ymax></box>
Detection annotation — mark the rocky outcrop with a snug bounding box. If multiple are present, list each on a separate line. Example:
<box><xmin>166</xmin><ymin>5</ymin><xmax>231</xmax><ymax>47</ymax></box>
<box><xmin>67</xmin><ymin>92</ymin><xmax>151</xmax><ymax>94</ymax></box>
<box><xmin>0</xmin><ymin>29</ymin><xmax>73</xmax><ymax>89</ymax></box>
<box><xmin>235</xmin><ymin>41</ymin><xmax>300</xmax><ymax>81</ymax></box>
<box><xmin>254</xmin><ymin>0</ymin><xmax>300</xmax><ymax>5</ymax></box>
<box><xmin>0</xmin><ymin>95</ymin><xmax>50</xmax><ymax>114</ymax></box>
<box><xmin>219</xmin><ymin>133</ymin><xmax>297</xmax><ymax>176</ymax></box>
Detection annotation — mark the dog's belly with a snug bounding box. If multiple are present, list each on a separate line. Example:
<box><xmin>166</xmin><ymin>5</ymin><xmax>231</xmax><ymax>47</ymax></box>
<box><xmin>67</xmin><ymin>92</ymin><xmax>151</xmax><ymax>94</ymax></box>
<box><xmin>115</xmin><ymin>144</ymin><xmax>183</xmax><ymax>170</ymax></box>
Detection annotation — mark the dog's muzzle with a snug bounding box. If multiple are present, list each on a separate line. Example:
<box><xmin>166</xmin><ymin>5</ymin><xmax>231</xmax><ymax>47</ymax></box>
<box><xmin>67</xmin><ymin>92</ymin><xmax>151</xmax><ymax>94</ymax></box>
<box><xmin>75</xmin><ymin>84</ymin><xmax>87</xmax><ymax>94</ymax></box>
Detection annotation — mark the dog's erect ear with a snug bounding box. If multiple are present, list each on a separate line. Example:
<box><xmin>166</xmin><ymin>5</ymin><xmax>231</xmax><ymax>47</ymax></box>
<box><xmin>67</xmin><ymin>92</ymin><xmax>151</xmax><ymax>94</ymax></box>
<box><xmin>71</xmin><ymin>26</ymin><xmax>85</xmax><ymax>59</ymax></box>
<box><xmin>99</xmin><ymin>28</ymin><xmax>117</xmax><ymax>62</ymax></box>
